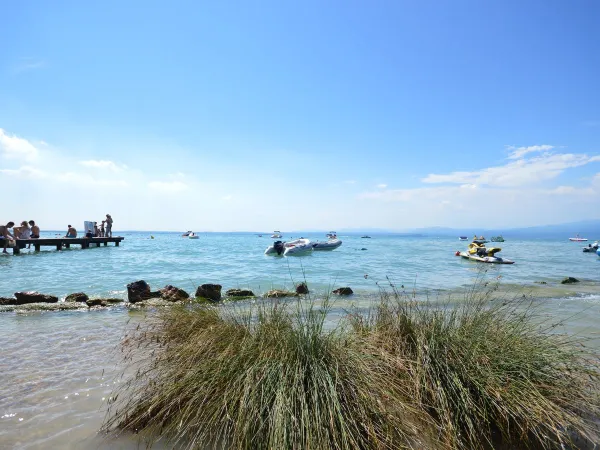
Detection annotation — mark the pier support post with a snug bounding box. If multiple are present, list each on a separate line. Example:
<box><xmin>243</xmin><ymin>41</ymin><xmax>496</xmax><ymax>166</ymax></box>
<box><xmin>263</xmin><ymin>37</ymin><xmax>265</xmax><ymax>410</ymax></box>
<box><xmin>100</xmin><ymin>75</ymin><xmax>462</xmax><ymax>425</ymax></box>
<box><xmin>56</xmin><ymin>243</ymin><xmax>62</xmax><ymax>251</ymax></box>
<box><xmin>34</xmin><ymin>244</ymin><xmax>40</xmax><ymax>252</ymax></box>
<box><xmin>115</xmin><ymin>241</ymin><xmax>119</xmax><ymax>246</ymax></box>
<box><xmin>13</xmin><ymin>246</ymin><xmax>20</xmax><ymax>255</ymax></box>
<box><xmin>96</xmin><ymin>243</ymin><xmax>100</xmax><ymax>247</ymax></box>
<box><xmin>65</xmin><ymin>243</ymin><xmax>70</xmax><ymax>249</ymax></box>
<box><xmin>104</xmin><ymin>242</ymin><xmax>107</xmax><ymax>246</ymax></box>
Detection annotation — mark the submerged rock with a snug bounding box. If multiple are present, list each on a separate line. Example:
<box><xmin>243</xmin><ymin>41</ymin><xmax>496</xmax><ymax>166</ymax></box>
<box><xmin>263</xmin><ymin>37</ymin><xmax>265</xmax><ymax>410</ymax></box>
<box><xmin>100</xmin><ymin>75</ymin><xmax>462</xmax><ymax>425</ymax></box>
<box><xmin>226</xmin><ymin>288</ymin><xmax>255</xmax><ymax>298</ymax></box>
<box><xmin>14</xmin><ymin>291</ymin><xmax>59</xmax><ymax>305</ymax></box>
<box><xmin>160</xmin><ymin>285</ymin><xmax>190</xmax><ymax>302</ymax></box>
<box><xmin>264</xmin><ymin>289</ymin><xmax>298</xmax><ymax>298</ymax></box>
<box><xmin>127</xmin><ymin>280</ymin><xmax>159</xmax><ymax>303</ymax></box>
<box><xmin>0</xmin><ymin>297</ymin><xmax>16</xmax><ymax>305</ymax></box>
<box><xmin>133</xmin><ymin>298</ymin><xmax>179</xmax><ymax>308</ymax></box>
<box><xmin>295</xmin><ymin>282</ymin><xmax>309</xmax><ymax>295</ymax></box>
<box><xmin>195</xmin><ymin>284</ymin><xmax>222</xmax><ymax>302</ymax></box>
<box><xmin>1</xmin><ymin>302</ymin><xmax>85</xmax><ymax>312</ymax></box>
<box><xmin>65</xmin><ymin>292</ymin><xmax>89</xmax><ymax>303</ymax></box>
<box><xmin>332</xmin><ymin>287</ymin><xmax>353</xmax><ymax>296</ymax></box>
<box><xmin>86</xmin><ymin>298</ymin><xmax>105</xmax><ymax>307</ymax></box>
<box><xmin>561</xmin><ymin>277</ymin><xmax>579</xmax><ymax>285</ymax></box>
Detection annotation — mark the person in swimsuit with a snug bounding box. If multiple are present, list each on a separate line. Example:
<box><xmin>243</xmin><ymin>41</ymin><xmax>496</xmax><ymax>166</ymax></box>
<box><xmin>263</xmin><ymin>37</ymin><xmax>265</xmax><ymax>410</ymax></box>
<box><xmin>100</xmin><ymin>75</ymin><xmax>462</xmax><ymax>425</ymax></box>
<box><xmin>14</xmin><ymin>221</ymin><xmax>32</xmax><ymax>240</ymax></box>
<box><xmin>28</xmin><ymin>221</ymin><xmax>40</xmax><ymax>239</ymax></box>
<box><xmin>1</xmin><ymin>222</ymin><xmax>15</xmax><ymax>253</ymax></box>
<box><xmin>100</xmin><ymin>221</ymin><xmax>105</xmax><ymax>237</ymax></box>
<box><xmin>65</xmin><ymin>225</ymin><xmax>77</xmax><ymax>238</ymax></box>
<box><xmin>105</xmin><ymin>214</ymin><xmax>113</xmax><ymax>237</ymax></box>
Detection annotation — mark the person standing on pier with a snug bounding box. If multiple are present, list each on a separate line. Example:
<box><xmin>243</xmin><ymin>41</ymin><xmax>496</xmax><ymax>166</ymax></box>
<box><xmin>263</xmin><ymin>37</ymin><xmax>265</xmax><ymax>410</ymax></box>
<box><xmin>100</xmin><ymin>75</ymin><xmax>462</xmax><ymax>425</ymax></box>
<box><xmin>105</xmin><ymin>214</ymin><xmax>113</xmax><ymax>237</ymax></box>
<box><xmin>100</xmin><ymin>221</ymin><xmax>105</xmax><ymax>237</ymax></box>
<box><xmin>1</xmin><ymin>222</ymin><xmax>15</xmax><ymax>253</ymax></box>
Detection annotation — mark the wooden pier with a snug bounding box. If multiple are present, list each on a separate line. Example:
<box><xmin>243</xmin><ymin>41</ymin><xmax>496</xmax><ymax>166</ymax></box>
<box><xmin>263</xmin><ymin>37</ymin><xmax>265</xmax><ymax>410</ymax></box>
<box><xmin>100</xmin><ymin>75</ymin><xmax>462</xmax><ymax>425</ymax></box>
<box><xmin>8</xmin><ymin>237</ymin><xmax>124</xmax><ymax>255</ymax></box>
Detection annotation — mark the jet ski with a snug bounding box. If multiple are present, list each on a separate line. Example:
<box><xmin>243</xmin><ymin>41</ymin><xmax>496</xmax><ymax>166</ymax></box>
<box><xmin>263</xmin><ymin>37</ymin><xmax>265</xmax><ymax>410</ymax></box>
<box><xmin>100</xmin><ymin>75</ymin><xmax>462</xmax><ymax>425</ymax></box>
<box><xmin>583</xmin><ymin>241</ymin><xmax>599</xmax><ymax>252</ymax></box>
<box><xmin>456</xmin><ymin>242</ymin><xmax>515</xmax><ymax>264</ymax></box>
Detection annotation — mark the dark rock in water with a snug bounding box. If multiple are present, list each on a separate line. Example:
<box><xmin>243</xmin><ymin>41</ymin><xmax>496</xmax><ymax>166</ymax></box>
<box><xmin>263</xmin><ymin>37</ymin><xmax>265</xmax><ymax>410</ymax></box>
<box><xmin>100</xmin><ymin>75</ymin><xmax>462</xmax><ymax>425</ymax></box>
<box><xmin>264</xmin><ymin>289</ymin><xmax>298</xmax><ymax>298</ymax></box>
<box><xmin>101</xmin><ymin>298</ymin><xmax>125</xmax><ymax>304</ymax></box>
<box><xmin>561</xmin><ymin>277</ymin><xmax>579</xmax><ymax>285</ymax></box>
<box><xmin>534</xmin><ymin>281</ymin><xmax>548</xmax><ymax>285</ymax></box>
<box><xmin>332</xmin><ymin>287</ymin><xmax>353</xmax><ymax>296</ymax></box>
<box><xmin>127</xmin><ymin>280</ymin><xmax>154</xmax><ymax>303</ymax></box>
<box><xmin>195</xmin><ymin>284</ymin><xmax>222</xmax><ymax>302</ymax></box>
<box><xmin>361</xmin><ymin>248</ymin><xmax>367</xmax><ymax>251</ymax></box>
<box><xmin>226</xmin><ymin>288</ymin><xmax>255</xmax><ymax>297</ymax></box>
<box><xmin>65</xmin><ymin>292</ymin><xmax>89</xmax><ymax>303</ymax></box>
<box><xmin>0</xmin><ymin>297</ymin><xmax>16</xmax><ymax>305</ymax></box>
<box><xmin>295</xmin><ymin>282</ymin><xmax>309</xmax><ymax>295</ymax></box>
<box><xmin>86</xmin><ymin>298</ymin><xmax>105</xmax><ymax>307</ymax></box>
<box><xmin>14</xmin><ymin>291</ymin><xmax>59</xmax><ymax>305</ymax></box>
<box><xmin>160</xmin><ymin>285</ymin><xmax>190</xmax><ymax>302</ymax></box>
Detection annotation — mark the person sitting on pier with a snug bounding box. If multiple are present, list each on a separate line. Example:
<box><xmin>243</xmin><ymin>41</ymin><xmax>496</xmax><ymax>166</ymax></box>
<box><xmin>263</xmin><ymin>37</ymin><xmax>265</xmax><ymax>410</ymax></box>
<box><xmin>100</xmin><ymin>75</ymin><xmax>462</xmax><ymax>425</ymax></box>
<box><xmin>14</xmin><ymin>221</ymin><xmax>32</xmax><ymax>240</ymax></box>
<box><xmin>1</xmin><ymin>222</ymin><xmax>15</xmax><ymax>254</ymax></box>
<box><xmin>93</xmin><ymin>222</ymin><xmax>99</xmax><ymax>237</ymax></box>
<box><xmin>29</xmin><ymin>221</ymin><xmax>40</xmax><ymax>239</ymax></box>
<box><xmin>100</xmin><ymin>220</ymin><xmax>105</xmax><ymax>237</ymax></box>
<box><xmin>65</xmin><ymin>225</ymin><xmax>77</xmax><ymax>238</ymax></box>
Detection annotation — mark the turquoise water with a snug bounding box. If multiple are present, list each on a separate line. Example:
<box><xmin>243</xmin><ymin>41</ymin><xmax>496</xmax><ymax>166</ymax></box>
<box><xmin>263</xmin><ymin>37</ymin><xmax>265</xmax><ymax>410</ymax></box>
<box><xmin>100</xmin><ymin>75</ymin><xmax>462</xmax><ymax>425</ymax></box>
<box><xmin>1</xmin><ymin>232</ymin><xmax>600</xmax><ymax>448</ymax></box>
<box><xmin>1</xmin><ymin>231</ymin><xmax>600</xmax><ymax>299</ymax></box>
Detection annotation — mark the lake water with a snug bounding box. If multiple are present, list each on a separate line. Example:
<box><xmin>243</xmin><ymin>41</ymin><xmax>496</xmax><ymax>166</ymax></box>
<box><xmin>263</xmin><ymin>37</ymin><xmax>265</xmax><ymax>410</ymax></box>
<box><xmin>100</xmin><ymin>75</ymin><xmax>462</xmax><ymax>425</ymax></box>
<box><xmin>1</xmin><ymin>231</ymin><xmax>600</xmax><ymax>448</ymax></box>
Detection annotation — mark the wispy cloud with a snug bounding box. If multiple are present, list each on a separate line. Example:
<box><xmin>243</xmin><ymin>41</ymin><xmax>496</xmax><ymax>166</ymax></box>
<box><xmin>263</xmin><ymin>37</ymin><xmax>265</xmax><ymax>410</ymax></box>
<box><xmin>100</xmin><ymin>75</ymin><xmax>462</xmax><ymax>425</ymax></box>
<box><xmin>0</xmin><ymin>128</ymin><xmax>40</xmax><ymax>161</ymax></box>
<box><xmin>376</xmin><ymin>183</ymin><xmax>387</xmax><ymax>189</ymax></box>
<box><xmin>422</xmin><ymin>149</ymin><xmax>600</xmax><ymax>188</ymax></box>
<box><xmin>0</xmin><ymin>165</ymin><xmax>46</xmax><ymax>179</ymax></box>
<box><xmin>506</xmin><ymin>144</ymin><xmax>554</xmax><ymax>160</ymax></box>
<box><xmin>79</xmin><ymin>159</ymin><xmax>127</xmax><ymax>172</ymax></box>
<box><xmin>12</xmin><ymin>57</ymin><xmax>45</xmax><ymax>74</ymax></box>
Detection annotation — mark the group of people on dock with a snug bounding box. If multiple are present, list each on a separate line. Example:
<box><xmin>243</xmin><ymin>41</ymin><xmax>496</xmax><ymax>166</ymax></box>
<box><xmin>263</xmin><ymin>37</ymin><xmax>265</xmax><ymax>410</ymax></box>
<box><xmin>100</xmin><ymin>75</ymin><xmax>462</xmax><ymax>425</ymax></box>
<box><xmin>0</xmin><ymin>220</ymin><xmax>40</xmax><ymax>253</ymax></box>
<box><xmin>1</xmin><ymin>214</ymin><xmax>113</xmax><ymax>253</ymax></box>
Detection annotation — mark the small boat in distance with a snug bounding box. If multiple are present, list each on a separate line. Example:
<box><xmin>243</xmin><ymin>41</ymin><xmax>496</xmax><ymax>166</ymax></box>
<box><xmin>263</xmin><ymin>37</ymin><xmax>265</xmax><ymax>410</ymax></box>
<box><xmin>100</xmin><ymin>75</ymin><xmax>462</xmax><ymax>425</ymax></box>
<box><xmin>459</xmin><ymin>236</ymin><xmax>468</xmax><ymax>241</ymax></box>
<box><xmin>569</xmin><ymin>234</ymin><xmax>588</xmax><ymax>242</ymax></box>
<box><xmin>188</xmin><ymin>232</ymin><xmax>199</xmax><ymax>239</ymax></box>
<box><xmin>271</xmin><ymin>231</ymin><xmax>282</xmax><ymax>238</ymax></box>
<box><xmin>361</xmin><ymin>235</ymin><xmax>371</xmax><ymax>239</ymax></box>
<box><xmin>491</xmin><ymin>236</ymin><xmax>505</xmax><ymax>242</ymax></box>
<box><xmin>182</xmin><ymin>231</ymin><xmax>192</xmax><ymax>237</ymax></box>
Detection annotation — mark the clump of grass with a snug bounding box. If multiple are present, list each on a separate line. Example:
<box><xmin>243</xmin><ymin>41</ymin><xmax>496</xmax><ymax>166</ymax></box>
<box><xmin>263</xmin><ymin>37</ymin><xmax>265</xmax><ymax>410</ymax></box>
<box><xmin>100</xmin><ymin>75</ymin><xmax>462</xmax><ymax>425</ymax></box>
<box><xmin>104</xmin><ymin>300</ymin><xmax>429</xmax><ymax>449</ymax></box>
<box><xmin>350</xmin><ymin>282</ymin><xmax>600</xmax><ymax>449</ymax></box>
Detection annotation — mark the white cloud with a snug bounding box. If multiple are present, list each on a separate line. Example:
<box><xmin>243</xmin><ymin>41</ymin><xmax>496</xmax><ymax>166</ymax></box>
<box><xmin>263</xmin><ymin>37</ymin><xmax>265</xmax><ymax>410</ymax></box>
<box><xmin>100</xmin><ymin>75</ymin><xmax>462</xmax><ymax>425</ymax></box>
<box><xmin>79</xmin><ymin>160</ymin><xmax>127</xmax><ymax>172</ymax></box>
<box><xmin>423</xmin><ymin>152</ymin><xmax>600</xmax><ymax>187</ymax></box>
<box><xmin>0</xmin><ymin>165</ymin><xmax>46</xmax><ymax>179</ymax></box>
<box><xmin>507</xmin><ymin>144</ymin><xmax>554</xmax><ymax>159</ymax></box>
<box><xmin>376</xmin><ymin>183</ymin><xmax>388</xmax><ymax>189</ymax></box>
<box><xmin>148</xmin><ymin>180</ymin><xmax>189</xmax><ymax>193</ymax></box>
<box><xmin>0</xmin><ymin>128</ymin><xmax>39</xmax><ymax>161</ymax></box>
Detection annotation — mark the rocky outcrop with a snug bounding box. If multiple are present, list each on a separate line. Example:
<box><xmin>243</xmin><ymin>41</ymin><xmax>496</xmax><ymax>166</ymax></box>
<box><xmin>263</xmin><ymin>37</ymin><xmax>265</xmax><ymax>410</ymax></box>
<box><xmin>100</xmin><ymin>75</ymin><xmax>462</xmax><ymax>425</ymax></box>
<box><xmin>0</xmin><ymin>297</ymin><xmax>16</xmax><ymax>305</ymax></box>
<box><xmin>264</xmin><ymin>289</ymin><xmax>298</xmax><ymax>298</ymax></box>
<box><xmin>226</xmin><ymin>289</ymin><xmax>255</xmax><ymax>298</ymax></box>
<box><xmin>561</xmin><ymin>277</ymin><xmax>579</xmax><ymax>285</ymax></box>
<box><xmin>86</xmin><ymin>298</ymin><xmax>105</xmax><ymax>307</ymax></box>
<box><xmin>65</xmin><ymin>292</ymin><xmax>89</xmax><ymax>303</ymax></box>
<box><xmin>195</xmin><ymin>284</ymin><xmax>222</xmax><ymax>302</ymax></box>
<box><xmin>295</xmin><ymin>282</ymin><xmax>309</xmax><ymax>295</ymax></box>
<box><xmin>332</xmin><ymin>287</ymin><xmax>353</xmax><ymax>296</ymax></box>
<box><xmin>127</xmin><ymin>280</ymin><xmax>160</xmax><ymax>303</ymax></box>
<box><xmin>87</xmin><ymin>298</ymin><xmax>126</xmax><ymax>307</ymax></box>
<box><xmin>160</xmin><ymin>285</ymin><xmax>190</xmax><ymax>302</ymax></box>
<box><xmin>14</xmin><ymin>291</ymin><xmax>59</xmax><ymax>305</ymax></box>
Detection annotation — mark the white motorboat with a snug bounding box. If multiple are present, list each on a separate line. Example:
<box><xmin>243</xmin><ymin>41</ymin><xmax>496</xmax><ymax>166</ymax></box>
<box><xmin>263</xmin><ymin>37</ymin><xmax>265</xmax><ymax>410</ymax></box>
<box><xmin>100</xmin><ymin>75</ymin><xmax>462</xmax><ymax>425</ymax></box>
<box><xmin>312</xmin><ymin>239</ymin><xmax>342</xmax><ymax>251</ymax></box>
<box><xmin>283</xmin><ymin>238</ymin><xmax>313</xmax><ymax>256</ymax></box>
<box><xmin>583</xmin><ymin>241</ymin><xmax>599</xmax><ymax>252</ymax></box>
<box><xmin>188</xmin><ymin>232</ymin><xmax>199</xmax><ymax>239</ymax></box>
<box><xmin>570</xmin><ymin>234</ymin><xmax>588</xmax><ymax>242</ymax></box>
<box><xmin>271</xmin><ymin>230</ymin><xmax>282</xmax><ymax>238</ymax></box>
<box><xmin>458</xmin><ymin>236</ymin><xmax>468</xmax><ymax>241</ymax></box>
<box><xmin>265</xmin><ymin>239</ymin><xmax>313</xmax><ymax>256</ymax></box>
<box><xmin>182</xmin><ymin>231</ymin><xmax>192</xmax><ymax>237</ymax></box>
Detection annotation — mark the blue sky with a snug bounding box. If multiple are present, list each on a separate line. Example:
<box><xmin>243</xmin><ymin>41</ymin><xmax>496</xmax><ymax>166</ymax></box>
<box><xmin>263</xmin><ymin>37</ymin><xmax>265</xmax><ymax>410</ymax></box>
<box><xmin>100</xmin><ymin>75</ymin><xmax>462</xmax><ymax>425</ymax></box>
<box><xmin>1</xmin><ymin>0</ymin><xmax>599</xmax><ymax>231</ymax></box>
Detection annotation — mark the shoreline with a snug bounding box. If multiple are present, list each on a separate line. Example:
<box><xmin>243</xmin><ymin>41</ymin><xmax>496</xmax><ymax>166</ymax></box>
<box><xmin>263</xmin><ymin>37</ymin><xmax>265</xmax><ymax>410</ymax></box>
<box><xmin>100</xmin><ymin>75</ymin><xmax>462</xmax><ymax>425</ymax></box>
<box><xmin>1</xmin><ymin>277</ymin><xmax>599</xmax><ymax>314</ymax></box>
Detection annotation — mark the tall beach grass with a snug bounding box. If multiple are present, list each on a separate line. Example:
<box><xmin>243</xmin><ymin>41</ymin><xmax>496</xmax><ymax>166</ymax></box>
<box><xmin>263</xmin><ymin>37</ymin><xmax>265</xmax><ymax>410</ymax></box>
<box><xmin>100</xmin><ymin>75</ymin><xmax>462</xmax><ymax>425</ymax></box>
<box><xmin>103</xmin><ymin>284</ymin><xmax>600</xmax><ymax>449</ymax></box>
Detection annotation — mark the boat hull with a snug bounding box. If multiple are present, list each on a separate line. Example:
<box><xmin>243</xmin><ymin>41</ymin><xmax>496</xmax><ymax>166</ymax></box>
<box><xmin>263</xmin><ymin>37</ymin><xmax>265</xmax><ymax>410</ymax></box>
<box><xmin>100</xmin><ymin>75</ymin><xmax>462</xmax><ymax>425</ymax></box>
<box><xmin>570</xmin><ymin>238</ymin><xmax>588</xmax><ymax>241</ymax></box>
<box><xmin>459</xmin><ymin>251</ymin><xmax>514</xmax><ymax>264</ymax></box>
<box><xmin>312</xmin><ymin>239</ymin><xmax>342</xmax><ymax>251</ymax></box>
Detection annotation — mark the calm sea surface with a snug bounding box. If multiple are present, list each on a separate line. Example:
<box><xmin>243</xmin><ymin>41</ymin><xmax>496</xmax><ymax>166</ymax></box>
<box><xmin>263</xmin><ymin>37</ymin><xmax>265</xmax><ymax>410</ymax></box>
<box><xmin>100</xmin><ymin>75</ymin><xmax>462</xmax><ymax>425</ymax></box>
<box><xmin>1</xmin><ymin>231</ymin><xmax>600</xmax><ymax>448</ymax></box>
